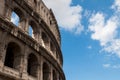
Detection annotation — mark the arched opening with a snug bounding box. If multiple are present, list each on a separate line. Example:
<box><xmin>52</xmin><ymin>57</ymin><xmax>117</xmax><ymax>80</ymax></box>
<box><xmin>59</xmin><ymin>76</ymin><xmax>61</xmax><ymax>80</ymax></box>
<box><xmin>11</xmin><ymin>8</ymin><xmax>24</xmax><ymax>27</ymax></box>
<box><xmin>28</xmin><ymin>25</ymin><xmax>33</xmax><ymax>37</ymax></box>
<box><xmin>11</xmin><ymin>12</ymin><xmax>20</xmax><ymax>26</ymax></box>
<box><xmin>53</xmin><ymin>70</ymin><xmax>57</xmax><ymax>80</ymax></box>
<box><xmin>28</xmin><ymin>21</ymin><xmax>38</xmax><ymax>39</ymax></box>
<box><xmin>56</xmin><ymin>52</ymin><xmax>59</xmax><ymax>60</ymax></box>
<box><xmin>50</xmin><ymin>42</ymin><xmax>56</xmax><ymax>55</ymax></box>
<box><xmin>33</xmin><ymin>0</ymin><xmax>37</xmax><ymax>8</ymax></box>
<box><xmin>27</xmin><ymin>53</ymin><xmax>38</xmax><ymax>77</ymax></box>
<box><xmin>42</xmin><ymin>32</ymin><xmax>49</xmax><ymax>47</ymax></box>
<box><xmin>4</xmin><ymin>42</ymin><xmax>21</xmax><ymax>70</ymax></box>
<box><xmin>43</xmin><ymin>62</ymin><xmax>50</xmax><ymax>80</ymax></box>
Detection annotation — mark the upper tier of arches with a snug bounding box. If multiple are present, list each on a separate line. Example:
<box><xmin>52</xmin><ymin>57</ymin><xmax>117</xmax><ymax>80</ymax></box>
<box><xmin>25</xmin><ymin>0</ymin><xmax>61</xmax><ymax>45</ymax></box>
<box><xmin>3</xmin><ymin>0</ymin><xmax>63</xmax><ymax>66</ymax></box>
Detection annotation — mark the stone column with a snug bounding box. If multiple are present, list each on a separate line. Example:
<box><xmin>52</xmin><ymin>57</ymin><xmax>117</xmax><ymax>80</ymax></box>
<box><xmin>37</xmin><ymin>56</ymin><xmax>42</xmax><ymax>80</ymax></box>
<box><xmin>33</xmin><ymin>31</ymin><xmax>39</xmax><ymax>41</ymax></box>
<box><xmin>19</xmin><ymin>18</ymin><xmax>26</xmax><ymax>31</ymax></box>
<box><xmin>0</xmin><ymin>43</ymin><xmax>5</xmax><ymax>71</ymax></box>
<box><xmin>23</xmin><ymin>18</ymin><xmax>29</xmax><ymax>34</ymax></box>
<box><xmin>14</xmin><ymin>54</ymin><xmax>23</xmax><ymax>71</ymax></box>
<box><xmin>0</xmin><ymin>31</ymin><xmax>7</xmax><ymax>71</ymax></box>
<box><xmin>21</xmin><ymin>45</ymin><xmax>28</xmax><ymax>79</ymax></box>
<box><xmin>50</xmin><ymin>66</ymin><xmax>53</xmax><ymax>80</ymax></box>
<box><xmin>0</xmin><ymin>0</ymin><xmax>5</xmax><ymax>16</ymax></box>
<box><xmin>4</xmin><ymin>5</ymin><xmax>12</xmax><ymax>21</ymax></box>
<box><xmin>38</xmin><ymin>29</ymin><xmax>42</xmax><ymax>45</ymax></box>
<box><xmin>57</xmin><ymin>73</ymin><xmax>59</xmax><ymax>80</ymax></box>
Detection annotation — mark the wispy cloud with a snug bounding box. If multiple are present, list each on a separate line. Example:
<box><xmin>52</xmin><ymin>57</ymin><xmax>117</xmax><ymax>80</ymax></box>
<box><xmin>43</xmin><ymin>0</ymin><xmax>84</xmax><ymax>34</ymax></box>
<box><xmin>88</xmin><ymin>0</ymin><xmax>120</xmax><ymax>58</ymax></box>
<box><xmin>83</xmin><ymin>10</ymin><xmax>91</xmax><ymax>18</ymax></box>
<box><xmin>87</xmin><ymin>45</ymin><xmax>92</xmax><ymax>49</ymax></box>
<box><xmin>103</xmin><ymin>64</ymin><xmax>111</xmax><ymax>68</ymax></box>
<box><xmin>103</xmin><ymin>63</ymin><xmax>120</xmax><ymax>69</ymax></box>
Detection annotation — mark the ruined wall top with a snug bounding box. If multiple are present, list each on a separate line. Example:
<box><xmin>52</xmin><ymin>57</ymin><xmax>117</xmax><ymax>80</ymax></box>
<box><xmin>25</xmin><ymin>0</ymin><xmax>61</xmax><ymax>46</ymax></box>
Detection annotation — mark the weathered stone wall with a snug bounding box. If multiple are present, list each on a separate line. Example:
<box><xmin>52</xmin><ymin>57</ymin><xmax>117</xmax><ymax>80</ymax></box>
<box><xmin>0</xmin><ymin>0</ymin><xmax>65</xmax><ymax>80</ymax></box>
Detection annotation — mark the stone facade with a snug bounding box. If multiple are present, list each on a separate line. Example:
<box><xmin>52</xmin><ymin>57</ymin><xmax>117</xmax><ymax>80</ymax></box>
<box><xmin>0</xmin><ymin>0</ymin><xmax>65</xmax><ymax>80</ymax></box>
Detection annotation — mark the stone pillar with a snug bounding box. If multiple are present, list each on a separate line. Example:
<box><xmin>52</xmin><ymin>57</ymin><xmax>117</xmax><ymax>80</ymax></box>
<box><xmin>50</xmin><ymin>66</ymin><xmax>53</xmax><ymax>80</ymax></box>
<box><xmin>14</xmin><ymin>54</ymin><xmax>24</xmax><ymax>73</ymax></box>
<box><xmin>37</xmin><ymin>55</ymin><xmax>42</xmax><ymax>80</ymax></box>
<box><xmin>0</xmin><ymin>31</ymin><xmax>7</xmax><ymax>71</ymax></box>
<box><xmin>0</xmin><ymin>43</ymin><xmax>5</xmax><ymax>71</ymax></box>
<box><xmin>36</xmin><ymin>1</ymin><xmax>38</xmax><ymax>12</ymax></box>
<box><xmin>33</xmin><ymin>31</ymin><xmax>39</xmax><ymax>41</ymax></box>
<box><xmin>4</xmin><ymin>5</ymin><xmax>12</xmax><ymax>21</ymax></box>
<box><xmin>48</xmin><ymin>39</ymin><xmax>50</xmax><ymax>51</ymax></box>
<box><xmin>57</xmin><ymin>73</ymin><xmax>59</xmax><ymax>80</ymax></box>
<box><xmin>23</xmin><ymin>18</ymin><xmax>29</xmax><ymax>34</ymax></box>
<box><xmin>21</xmin><ymin>45</ymin><xmax>28</xmax><ymax>79</ymax></box>
<box><xmin>0</xmin><ymin>0</ymin><xmax>5</xmax><ymax>16</ymax></box>
<box><xmin>37</xmin><ymin>1</ymin><xmax>40</xmax><ymax>13</ymax></box>
<box><xmin>40</xmin><ymin>58</ymin><xmax>43</xmax><ymax>80</ymax></box>
<box><xmin>19</xmin><ymin>18</ymin><xmax>26</xmax><ymax>31</ymax></box>
<box><xmin>37</xmin><ymin>63</ymin><xmax>41</xmax><ymax>80</ymax></box>
<box><xmin>38</xmin><ymin>29</ymin><xmax>42</xmax><ymax>45</ymax></box>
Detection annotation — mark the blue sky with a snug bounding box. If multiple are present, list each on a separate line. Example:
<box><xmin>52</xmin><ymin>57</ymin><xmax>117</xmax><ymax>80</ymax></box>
<box><xmin>43</xmin><ymin>0</ymin><xmax>120</xmax><ymax>80</ymax></box>
<box><xmin>11</xmin><ymin>0</ymin><xmax>120</xmax><ymax>80</ymax></box>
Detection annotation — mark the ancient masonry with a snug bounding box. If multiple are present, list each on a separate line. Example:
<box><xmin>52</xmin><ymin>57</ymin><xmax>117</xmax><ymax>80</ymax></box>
<box><xmin>0</xmin><ymin>0</ymin><xmax>65</xmax><ymax>80</ymax></box>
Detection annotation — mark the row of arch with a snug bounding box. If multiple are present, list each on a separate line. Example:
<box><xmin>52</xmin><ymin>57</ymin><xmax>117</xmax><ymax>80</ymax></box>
<box><xmin>26</xmin><ymin>0</ymin><xmax>54</xmax><ymax>26</ymax></box>
<box><xmin>5</xmin><ymin>0</ymin><xmax>60</xmax><ymax>44</ymax></box>
<box><xmin>10</xmin><ymin>10</ymin><xmax>38</xmax><ymax>38</ymax></box>
<box><xmin>6</xmin><ymin>6</ymin><xmax>61</xmax><ymax>64</ymax></box>
<box><xmin>4</xmin><ymin>42</ymin><xmax>62</xmax><ymax>80</ymax></box>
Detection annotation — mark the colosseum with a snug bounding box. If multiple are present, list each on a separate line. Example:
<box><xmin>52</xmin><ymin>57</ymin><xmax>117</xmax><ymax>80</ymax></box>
<box><xmin>0</xmin><ymin>0</ymin><xmax>65</xmax><ymax>80</ymax></box>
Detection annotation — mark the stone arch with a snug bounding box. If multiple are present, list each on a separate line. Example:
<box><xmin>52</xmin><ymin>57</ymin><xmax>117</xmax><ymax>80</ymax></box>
<box><xmin>28</xmin><ymin>25</ymin><xmax>33</xmax><ymax>37</ymax></box>
<box><xmin>33</xmin><ymin>0</ymin><xmax>37</xmax><ymax>8</ymax></box>
<box><xmin>42</xmin><ymin>32</ymin><xmax>49</xmax><ymax>47</ymax></box>
<box><xmin>53</xmin><ymin>70</ymin><xmax>57</xmax><ymax>80</ymax></box>
<box><xmin>50</xmin><ymin>41</ymin><xmax>56</xmax><ymax>55</ymax></box>
<box><xmin>11</xmin><ymin>7</ymin><xmax>24</xmax><ymax>27</ymax></box>
<box><xmin>4</xmin><ymin>42</ymin><xmax>21</xmax><ymax>70</ymax></box>
<box><xmin>13</xmin><ymin>8</ymin><xmax>24</xmax><ymax>19</ymax></box>
<box><xmin>28</xmin><ymin>20</ymin><xmax>39</xmax><ymax>39</ymax></box>
<box><xmin>56</xmin><ymin>52</ymin><xmax>59</xmax><ymax>61</ymax></box>
<box><xmin>11</xmin><ymin>11</ymin><xmax>19</xmax><ymax>26</ymax></box>
<box><xmin>43</xmin><ymin>62</ymin><xmax>50</xmax><ymax>80</ymax></box>
<box><xmin>30</xmin><ymin>0</ymin><xmax>37</xmax><ymax>9</ymax></box>
<box><xmin>27</xmin><ymin>53</ymin><xmax>39</xmax><ymax>77</ymax></box>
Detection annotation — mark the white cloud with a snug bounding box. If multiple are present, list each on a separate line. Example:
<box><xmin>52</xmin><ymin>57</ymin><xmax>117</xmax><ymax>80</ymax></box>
<box><xmin>87</xmin><ymin>45</ymin><xmax>92</xmax><ymax>49</ymax></box>
<box><xmin>84</xmin><ymin>10</ymin><xmax>91</xmax><ymax>18</ymax></box>
<box><xmin>103</xmin><ymin>63</ymin><xmax>120</xmax><ymax>69</ymax></box>
<box><xmin>89</xmin><ymin>13</ymin><xmax>118</xmax><ymax>46</ymax></box>
<box><xmin>43</xmin><ymin>0</ymin><xmax>83</xmax><ymax>34</ymax></box>
<box><xmin>103</xmin><ymin>64</ymin><xmax>111</xmax><ymax>68</ymax></box>
<box><xmin>111</xmin><ymin>0</ymin><xmax>120</xmax><ymax>13</ymax></box>
<box><xmin>112</xmin><ymin>64</ymin><xmax>120</xmax><ymax>69</ymax></box>
<box><xmin>88</xmin><ymin>0</ymin><xmax>120</xmax><ymax>58</ymax></box>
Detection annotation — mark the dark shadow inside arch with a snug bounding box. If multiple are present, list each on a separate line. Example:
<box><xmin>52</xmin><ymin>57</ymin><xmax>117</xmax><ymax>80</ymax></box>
<box><xmin>43</xmin><ymin>62</ymin><xmax>50</xmax><ymax>80</ymax></box>
<box><xmin>42</xmin><ymin>32</ymin><xmax>49</xmax><ymax>46</ymax></box>
<box><xmin>4</xmin><ymin>42</ymin><xmax>21</xmax><ymax>70</ymax></box>
<box><xmin>53</xmin><ymin>70</ymin><xmax>57</xmax><ymax>80</ymax></box>
<box><xmin>27</xmin><ymin>53</ymin><xmax>38</xmax><ymax>77</ymax></box>
<box><xmin>50</xmin><ymin>42</ymin><xmax>56</xmax><ymax>54</ymax></box>
<box><xmin>28</xmin><ymin>20</ymin><xmax>38</xmax><ymax>39</ymax></box>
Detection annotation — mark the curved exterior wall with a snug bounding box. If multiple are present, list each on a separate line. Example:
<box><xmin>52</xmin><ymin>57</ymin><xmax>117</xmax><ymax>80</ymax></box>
<box><xmin>0</xmin><ymin>0</ymin><xmax>65</xmax><ymax>80</ymax></box>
